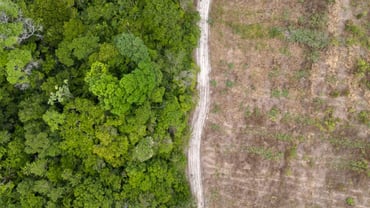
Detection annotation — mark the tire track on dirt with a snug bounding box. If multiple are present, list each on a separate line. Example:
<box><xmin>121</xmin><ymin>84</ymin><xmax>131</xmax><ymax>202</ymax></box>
<box><xmin>188</xmin><ymin>0</ymin><xmax>212</xmax><ymax>207</ymax></box>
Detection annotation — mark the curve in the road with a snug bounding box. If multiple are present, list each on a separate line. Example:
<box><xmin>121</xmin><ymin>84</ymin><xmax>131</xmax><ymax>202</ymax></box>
<box><xmin>188</xmin><ymin>0</ymin><xmax>212</xmax><ymax>208</ymax></box>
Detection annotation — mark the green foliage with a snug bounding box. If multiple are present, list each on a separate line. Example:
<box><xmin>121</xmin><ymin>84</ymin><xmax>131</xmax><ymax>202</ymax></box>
<box><xmin>268</xmin><ymin>27</ymin><xmax>284</xmax><ymax>39</ymax></box>
<box><xmin>133</xmin><ymin>137</ymin><xmax>155</xmax><ymax>162</ymax></box>
<box><xmin>42</xmin><ymin>110</ymin><xmax>66</xmax><ymax>132</ymax></box>
<box><xmin>321</xmin><ymin>109</ymin><xmax>340</xmax><ymax>132</ymax></box>
<box><xmin>271</xmin><ymin>88</ymin><xmax>289</xmax><ymax>98</ymax></box>
<box><xmin>346</xmin><ymin>197</ymin><xmax>355</xmax><ymax>206</ymax></box>
<box><xmin>349</xmin><ymin>159</ymin><xmax>369</xmax><ymax>175</ymax></box>
<box><xmin>288</xmin><ymin>28</ymin><xmax>329</xmax><ymax>49</ymax></box>
<box><xmin>114</xmin><ymin>33</ymin><xmax>150</xmax><ymax>64</ymax></box>
<box><xmin>358</xmin><ymin>110</ymin><xmax>370</xmax><ymax>127</ymax></box>
<box><xmin>56</xmin><ymin>36</ymin><xmax>99</xmax><ymax>66</ymax></box>
<box><xmin>226</xmin><ymin>79</ymin><xmax>234</xmax><ymax>88</ymax></box>
<box><xmin>18</xmin><ymin>96</ymin><xmax>46</xmax><ymax>123</ymax></box>
<box><xmin>0</xmin><ymin>0</ymin><xmax>22</xmax><ymax>49</ymax></box>
<box><xmin>0</xmin><ymin>0</ymin><xmax>19</xmax><ymax>18</ymax></box>
<box><xmin>268</xmin><ymin>107</ymin><xmax>280</xmax><ymax>122</ymax></box>
<box><xmin>5</xmin><ymin>49</ymin><xmax>32</xmax><ymax>85</ymax></box>
<box><xmin>86</xmin><ymin>60</ymin><xmax>161</xmax><ymax>115</ymax></box>
<box><xmin>48</xmin><ymin>79</ymin><xmax>73</xmax><ymax>105</ymax></box>
<box><xmin>345</xmin><ymin>20</ymin><xmax>369</xmax><ymax>49</ymax></box>
<box><xmin>28</xmin><ymin>0</ymin><xmax>75</xmax><ymax>46</ymax></box>
<box><xmin>355</xmin><ymin>59</ymin><xmax>370</xmax><ymax>90</ymax></box>
<box><xmin>0</xmin><ymin>0</ymin><xmax>199</xmax><ymax>206</ymax></box>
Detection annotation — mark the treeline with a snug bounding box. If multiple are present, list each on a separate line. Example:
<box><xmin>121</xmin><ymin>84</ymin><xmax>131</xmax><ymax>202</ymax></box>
<box><xmin>0</xmin><ymin>0</ymin><xmax>199</xmax><ymax>207</ymax></box>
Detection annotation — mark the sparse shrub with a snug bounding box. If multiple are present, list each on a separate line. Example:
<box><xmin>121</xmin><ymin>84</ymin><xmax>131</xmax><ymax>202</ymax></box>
<box><xmin>244</xmin><ymin>106</ymin><xmax>252</xmax><ymax>118</ymax></box>
<box><xmin>294</xmin><ymin>69</ymin><xmax>309</xmax><ymax>80</ymax></box>
<box><xmin>344</xmin><ymin>20</ymin><xmax>369</xmax><ymax>48</ymax></box>
<box><xmin>268</xmin><ymin>27</ymin><xmax>284</xmax><ymax>39</ymax></box>
<box><xmin>346</xmin><ymin>197</ymin><xmax>355</xmax><ymax>206</ymax></box>
<box><xmin>268</xmin><ymin>107</ymin><xmax>280</xmax><ymax>122</ymax></box>
<box><xmin>288</xmin><ymin>28</ymin><xmax>329</xmax><ymax>49</ymax></box>
<box><xmin>287</xmin><ymin>146</ymin><xmax>298</xmax><ymax>160</ymax></box>
<box><xmin>356</xmin><ymin>59</ymin><xmax>370</xmax><ymax>76</ymax></box>
<box><xmin>321</xmin><ymin>109</ymin><xmax>340</xmax><ymax>132</ymax></box>
<box><xmin>355</xmin><ymin>59</ymin><xmax>370</xmax><ymax>90</ymax></box>
<box><xmin>356</xmin><ymin>11</ymin><xmax>367</xmax><ymax>19</ymax></box>
<box><xmin>358</xmin><ymin>110</ymin><xmax>370</xmax><ymax>126</ymax></box>
<box><xmin>308</xmin><ymin>13</ymin><xmax>328</xmax><ymax>30</ymax></box>
<box><xmin>207</xmin><ymin>17</ymin><xmax>214</xmax><ymax>26</ymax></box>
<box><xmin>271</xmin><ymin>88</ymin><xmax>289</xmax><ymax>98</ymax></box>
<box><xmin>210</xmin><ymin>79</ymin><xmax>217</xmax><ymax>87</ymax></box>
<box><xmin>226</xmin><ymin>79</ymin><xmax>234</xmax><ymax>88</ymax></box>
<box><xmin>227</xmin><ymin>62</ymin><xmax>234</xmax><ymax>70</ymax></box>
<box><xmin>345</xmin><ymin>20</ymin><xmax>365</xmax><ymax>37</ymax></box>
<box><xmin>349</xmin><ymin>159</ymin><xmax>369</xmax><ymax>174</ymax></box>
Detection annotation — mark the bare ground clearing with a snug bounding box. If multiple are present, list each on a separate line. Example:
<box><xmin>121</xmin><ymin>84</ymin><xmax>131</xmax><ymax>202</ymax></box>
<box><xmin>202</xmin><ymin>0</ymin><xmax>370</xmax><ymax>207</ymax></box>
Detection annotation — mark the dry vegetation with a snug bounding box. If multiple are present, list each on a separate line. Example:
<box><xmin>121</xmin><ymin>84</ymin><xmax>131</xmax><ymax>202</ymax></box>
<box><xmin>202</xmin><ymin>0</ymin><xmax>370</xmax><ymax>207</ymax></box>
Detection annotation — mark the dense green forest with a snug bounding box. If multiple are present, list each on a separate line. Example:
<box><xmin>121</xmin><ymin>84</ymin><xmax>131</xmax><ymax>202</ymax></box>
<box><xmin>0</xmin><ymin>0</ymin><xmax>199</xmax><ymax>207</ymax></box>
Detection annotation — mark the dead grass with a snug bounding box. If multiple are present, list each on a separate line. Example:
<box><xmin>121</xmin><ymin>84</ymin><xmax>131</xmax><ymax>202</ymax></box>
<box><xmin>202</xmin><ymin>0</ymin><xmax>370</xmax><ymax>207</ymax></box>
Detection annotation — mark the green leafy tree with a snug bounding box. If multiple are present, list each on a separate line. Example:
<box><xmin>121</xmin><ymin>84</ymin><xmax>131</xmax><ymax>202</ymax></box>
<box><xmin>42</xmin><ymin>110</ymin><xmax>66</xmax><ymax>132</ymax></box>
<box><xmin>28</xmin><ymin>0</ymin><xmax>75</xmax><ymax>46</ymax></box>
<box><xmin>93</xmin><ymin>127</ymin><xmax>129</xmax><ymax>167</ymax></box>
<box><xmin>48</xmin><ymin>79</ymin><xmax>73</xmax><ymax>105</ymax></box>
<box><xmin>114</xmin><ymin>33</ymin><xmax>150</xmax><ymax>64</ymax></box>
<box><xmin>0</xmin><ymin>0</ymin><xmax>42</xmax><ymax>49</ymax></box>
<box><xmin>56</xmin><ymin>36</ymin><xmax>99</xmax><ymax>66</ymax></box>
<box><xmin>133</xmin><ymin>137</ymin><xmax>155</xmax><ymax>162</ymax></box>
<box><xmin>5</xmin><ymin>49</ymin><xmax>32</xmax><ymax>86</ymax></box>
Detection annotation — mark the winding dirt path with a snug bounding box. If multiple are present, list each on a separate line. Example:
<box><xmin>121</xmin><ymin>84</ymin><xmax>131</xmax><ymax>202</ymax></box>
<box><xmin>188</xmin><ymin>0</ymin><xmax>212</xmax><ymax>207</ymax></box>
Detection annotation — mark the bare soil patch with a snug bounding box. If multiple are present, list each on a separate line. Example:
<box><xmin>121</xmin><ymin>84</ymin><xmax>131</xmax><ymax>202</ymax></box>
<box><xmin>202</xmin><ymin>0</ymin><xmax>370</xmax><ymax>207</ymax></box>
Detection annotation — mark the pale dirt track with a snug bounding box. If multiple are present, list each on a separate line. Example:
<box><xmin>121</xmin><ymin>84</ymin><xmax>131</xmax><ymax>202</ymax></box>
<box><xmin>188</xmin><ymin>0</ymin><xmax>212</xmax><ymax>207</ymax></box>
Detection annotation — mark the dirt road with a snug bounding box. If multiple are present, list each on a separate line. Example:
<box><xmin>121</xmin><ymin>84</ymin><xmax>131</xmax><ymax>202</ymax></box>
<box><xmin>188</xmin><ymin>0</ymin><xmax>212</xmax><ymax>207</ymax></box>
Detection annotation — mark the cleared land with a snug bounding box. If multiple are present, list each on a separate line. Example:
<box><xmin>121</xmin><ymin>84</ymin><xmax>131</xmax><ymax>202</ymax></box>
<box><xmin>202</xmin><ymin>0</ymin><xmax>370</xmax><ymax>207</ymax></box>
<box><xmin>188</xmin><ymin>0</ymin><xmax>212</xmax><ymax>207</ymax></box>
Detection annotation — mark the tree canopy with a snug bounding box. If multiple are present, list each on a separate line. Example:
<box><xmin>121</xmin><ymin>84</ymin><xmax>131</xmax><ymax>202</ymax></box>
<box><xmin>0</xmin><ymin>0</ymin><xmax>199</xmax><ymax>207</ymax></box>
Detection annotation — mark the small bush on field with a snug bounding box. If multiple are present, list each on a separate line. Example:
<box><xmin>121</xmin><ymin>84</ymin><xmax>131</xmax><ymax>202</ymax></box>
<box><xmin>346</xmin><ymin>197</ymin><xmax>355</xmax><ymax>206</ymax></box>
<box><xmin>226</xmin><ymin>79</ymin><xmax>234</xmax><ymax>88</ymax></box>
<box><xmin>320</xmin><ymin>109</ymin><xmax>340</xmax><ymax>132</ymax></box>
<box><xmin>271</xmin><ymin>88</ymin><xmax>289</xmax><ymax>98</ymax></box>
<box><xmin>268</xmin><ymin>107</ymin><xmax>280</xmax><ymax>122</ymax></box>
<box><xmin>345</xmin><ymin>20</ymin><xmax>370</xmax><ymax>49</ymax></box>
<box><xmin>358</xmin><ymin>110</ymin><xmax>370</xmax><ymax>126</ymax></box>
<box><xmin>345</xmin><ymin>20</ymin><xmax>366</xmax><ymax>37</ymax></box>
<box><xmin>288</xmin><ymin>28</ymin><xmax>329</xmax><ymax>49</ymax></box>
<box><xmin>349</xmin><ymin>159</ymin><xmax>369</xmax><ymax>174</ymax></box>
<box><xmin>268</xmin><ymin>27</ymin><xmax>284</xmax><ymax>39</ymax></box>
<box><xmin>304</xmin><ymin>13</ymin><xmax>328</xmax><ymax>31</ymax></box>
<box><xmin>355</xmin><ymin>59</ymin><xmax>370</xmax><ymax>90</ymax></box>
